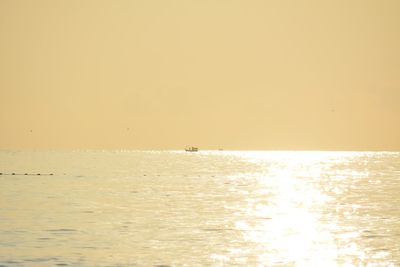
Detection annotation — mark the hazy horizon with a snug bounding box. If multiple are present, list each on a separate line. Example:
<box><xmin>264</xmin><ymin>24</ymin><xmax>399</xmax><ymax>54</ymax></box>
<box><xmin>1</xmin><ymin>0</ymin><xmax>399</xmax><ymax>151</ymax></box>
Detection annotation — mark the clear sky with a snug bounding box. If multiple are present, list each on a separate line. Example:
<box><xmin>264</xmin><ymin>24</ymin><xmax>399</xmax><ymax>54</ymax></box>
<box><xmin>1</xmin><ymin>0</ymin><xmax>399</xmax><ymax>150</ymax></box>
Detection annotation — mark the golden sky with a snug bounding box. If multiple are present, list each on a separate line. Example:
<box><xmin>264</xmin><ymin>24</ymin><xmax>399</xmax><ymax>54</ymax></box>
<box><xmin>1</xmin><ymin>0</ymin><xmax>399</xmax><ymax>150</ymax></box>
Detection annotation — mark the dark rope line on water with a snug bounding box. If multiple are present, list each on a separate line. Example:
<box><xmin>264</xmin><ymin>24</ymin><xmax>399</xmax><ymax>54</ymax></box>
<box><xmin>0</xmin><ymin>173</ymin><xmax>54</xmax><ymax>176</ymax></box>
<box><xmin>0</xmin><ymin>173</ymin><xmax>218</xmax><ymax>177</ymax></box>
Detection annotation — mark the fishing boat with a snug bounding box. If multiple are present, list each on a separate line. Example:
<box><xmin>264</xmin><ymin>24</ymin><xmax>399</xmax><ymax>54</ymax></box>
<box><xmin>185</xmin><ymin>146</ymin><xmax>198</xmax><ymax>152</ymax></box>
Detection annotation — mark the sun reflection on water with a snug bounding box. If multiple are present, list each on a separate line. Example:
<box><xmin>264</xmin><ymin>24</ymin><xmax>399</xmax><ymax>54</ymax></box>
<box><xmin>232</xmin><ymin>151</ymin><xmax>369</xmax><ymax>266</ymax></box>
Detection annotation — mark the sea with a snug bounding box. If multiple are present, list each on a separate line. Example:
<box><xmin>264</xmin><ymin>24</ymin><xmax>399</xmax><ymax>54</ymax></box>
<box><xmin>0</xmin><ymin>150</ymin><xmax>399</xmax><ymax>266</ymax></box>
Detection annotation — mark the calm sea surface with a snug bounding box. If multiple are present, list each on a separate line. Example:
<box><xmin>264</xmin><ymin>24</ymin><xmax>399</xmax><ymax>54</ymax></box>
<box><xmin>0</xmin><ymin>150</ymin><xmax>399</xmax><ymax>266</ymax></box>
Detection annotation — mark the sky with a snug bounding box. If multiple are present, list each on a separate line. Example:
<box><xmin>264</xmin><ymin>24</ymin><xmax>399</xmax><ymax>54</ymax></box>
<box><xmin>0</xmin><ymin>0</ymin><xmax>399</xmax><ymax>150</ymax></box>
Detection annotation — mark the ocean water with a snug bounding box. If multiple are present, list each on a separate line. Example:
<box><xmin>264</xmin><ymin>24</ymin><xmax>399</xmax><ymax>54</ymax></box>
<box><xmin>0</xmin><ymin>150</ymin><xmax>399</xmax><ymax>266</ymax></box>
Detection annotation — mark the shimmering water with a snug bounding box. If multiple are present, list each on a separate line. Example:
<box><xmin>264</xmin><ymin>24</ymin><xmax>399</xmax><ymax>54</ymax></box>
<box><xmin>0</xmin><ymin>150</ymin><xmax>399</xmax><ymax>266</ymax></box>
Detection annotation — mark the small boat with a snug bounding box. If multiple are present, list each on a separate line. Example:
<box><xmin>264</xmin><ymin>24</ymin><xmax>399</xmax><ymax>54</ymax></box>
<box><xmin>185</xmin><ymin>146</ymin><xmax>198</xmax><ymax>152</ymax></box>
